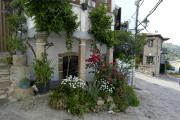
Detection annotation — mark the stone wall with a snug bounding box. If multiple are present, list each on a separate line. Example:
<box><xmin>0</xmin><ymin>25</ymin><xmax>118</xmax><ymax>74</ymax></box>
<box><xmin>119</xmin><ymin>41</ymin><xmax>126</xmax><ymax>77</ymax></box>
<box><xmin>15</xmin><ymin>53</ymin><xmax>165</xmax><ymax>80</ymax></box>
<box><xmin>137</xmin><ymin>65</ymin><xmax>156</xmax><ymax>76</ymax></box>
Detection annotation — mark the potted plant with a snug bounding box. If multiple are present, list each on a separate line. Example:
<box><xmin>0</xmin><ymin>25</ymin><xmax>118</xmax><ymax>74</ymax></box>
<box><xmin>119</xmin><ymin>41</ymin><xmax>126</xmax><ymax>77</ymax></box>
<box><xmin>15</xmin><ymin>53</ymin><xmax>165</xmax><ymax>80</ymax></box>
<box><xmin>33</xmin><ymin>55</ymin><xmax>54</xmax><ymax>94</ymax></box>
<box><xmin>7</xmin><ymin>35</ymin><xmax>27</xmax><ymax>66</ymax></box>
<box><xmin>19</xmin><ymin>77</ymin><xmax>31</xmax><ymax>89</ymax></box>
<box><xmin>5</xmin><ymin>0</ymin><xmax>27</xmax><ymax>66</ymax></box>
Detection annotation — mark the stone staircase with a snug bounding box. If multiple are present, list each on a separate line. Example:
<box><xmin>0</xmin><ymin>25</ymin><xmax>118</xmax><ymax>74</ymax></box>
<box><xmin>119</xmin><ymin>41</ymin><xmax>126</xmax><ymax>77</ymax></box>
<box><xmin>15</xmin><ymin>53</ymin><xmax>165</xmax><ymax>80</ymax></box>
<box><xmin>0</xmin><ymin>53</ymin><xmax>11</xmax><ymax>101</ymax></box>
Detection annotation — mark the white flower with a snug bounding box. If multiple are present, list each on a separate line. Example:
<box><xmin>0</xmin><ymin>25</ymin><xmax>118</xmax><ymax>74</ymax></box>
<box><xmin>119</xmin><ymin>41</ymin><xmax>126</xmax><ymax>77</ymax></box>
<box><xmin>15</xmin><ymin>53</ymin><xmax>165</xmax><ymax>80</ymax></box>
<box><xmin>61</xmin><ymin>75</ymin><xmax>86</xmax><ymax>89</ymax></box>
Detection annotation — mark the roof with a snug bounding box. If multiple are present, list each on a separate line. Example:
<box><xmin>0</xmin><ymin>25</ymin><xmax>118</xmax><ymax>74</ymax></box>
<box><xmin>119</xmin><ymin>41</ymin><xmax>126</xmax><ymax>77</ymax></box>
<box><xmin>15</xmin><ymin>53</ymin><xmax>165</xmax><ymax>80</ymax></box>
<box><xmin>146</xmin><ymin>33</ymin><xmax>169</xmax><ymax>41</ymax></box>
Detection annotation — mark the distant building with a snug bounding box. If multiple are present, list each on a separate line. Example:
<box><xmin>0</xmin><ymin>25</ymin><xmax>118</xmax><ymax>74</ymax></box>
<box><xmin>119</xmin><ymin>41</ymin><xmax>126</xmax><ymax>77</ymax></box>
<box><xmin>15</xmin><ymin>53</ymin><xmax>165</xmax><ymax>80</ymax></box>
<box><xmin>138</xmin><ymin>33</ymin><xmax>169</xmax><ymax>76</ymax></box>
<box><xmin>169</xmin><ymin>60</ymin><xmax>180</xmax><ymax>73</ymax></box>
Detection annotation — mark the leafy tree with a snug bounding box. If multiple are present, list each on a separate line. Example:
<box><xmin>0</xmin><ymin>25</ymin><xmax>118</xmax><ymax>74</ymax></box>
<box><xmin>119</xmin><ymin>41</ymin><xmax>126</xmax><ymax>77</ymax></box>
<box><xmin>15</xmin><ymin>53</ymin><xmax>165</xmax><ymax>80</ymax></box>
<box><xmin>114</xmin><ymin>30</ymin><xmax>146</xmax><ymax>64</ymax></box>
<box><xmin>4</xmin><ymin>0</ymin><xmax>27</xmax><ymax>54</ymax></box>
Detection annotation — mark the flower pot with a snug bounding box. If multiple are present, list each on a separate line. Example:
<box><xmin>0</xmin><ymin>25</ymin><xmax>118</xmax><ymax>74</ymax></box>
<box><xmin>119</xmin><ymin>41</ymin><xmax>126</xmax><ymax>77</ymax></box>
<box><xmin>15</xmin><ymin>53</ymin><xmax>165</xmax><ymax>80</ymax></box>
<box><xmin>19</xmin><ymin>83</ymin><xmax>30</xmax><ymax>89</ymax></box>
<box><xmin>37</xmin><ymin>82</ymin><xmax>50</xmax><ymax>94</ymax></box>
<box><xmin>12</xmin><ymin>55</ymin><xmax>27</xmax><ymax>66</ymax></box>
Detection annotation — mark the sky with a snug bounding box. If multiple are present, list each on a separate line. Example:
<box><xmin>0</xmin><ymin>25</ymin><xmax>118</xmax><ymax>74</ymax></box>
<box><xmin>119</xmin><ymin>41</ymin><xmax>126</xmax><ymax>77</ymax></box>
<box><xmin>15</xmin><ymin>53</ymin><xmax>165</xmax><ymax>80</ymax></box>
<box><xmin>115</xmin><ymin>0</ymin><xmax>180</xmax><ymax>46</ymax></box>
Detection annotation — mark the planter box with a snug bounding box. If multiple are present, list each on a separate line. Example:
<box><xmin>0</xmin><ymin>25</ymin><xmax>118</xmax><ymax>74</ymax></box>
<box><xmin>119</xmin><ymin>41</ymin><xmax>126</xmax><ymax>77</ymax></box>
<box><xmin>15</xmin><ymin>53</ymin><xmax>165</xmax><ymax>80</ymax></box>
<box><xmin>12</xmin><ymin>55</ymin><xmax>27</xmax><ymax>66</ymax></box>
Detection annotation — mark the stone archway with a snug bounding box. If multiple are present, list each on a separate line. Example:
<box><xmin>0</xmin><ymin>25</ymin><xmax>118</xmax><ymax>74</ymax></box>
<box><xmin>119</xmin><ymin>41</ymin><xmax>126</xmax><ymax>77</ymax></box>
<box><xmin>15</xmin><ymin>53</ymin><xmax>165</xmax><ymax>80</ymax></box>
<box><xmin>58</xmin><ymin>52</ymin><xmax>78</xmax><ymax>80</ymax></box>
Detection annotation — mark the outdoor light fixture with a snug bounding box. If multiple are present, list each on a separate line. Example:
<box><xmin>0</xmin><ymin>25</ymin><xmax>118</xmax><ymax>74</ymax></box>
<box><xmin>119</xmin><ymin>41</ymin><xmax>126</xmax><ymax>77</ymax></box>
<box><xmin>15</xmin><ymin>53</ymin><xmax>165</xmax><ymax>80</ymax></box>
<box><xmin>81</xmin><ymin>0</ymin><xmax>88</xmax><ymax>10</ymax></box>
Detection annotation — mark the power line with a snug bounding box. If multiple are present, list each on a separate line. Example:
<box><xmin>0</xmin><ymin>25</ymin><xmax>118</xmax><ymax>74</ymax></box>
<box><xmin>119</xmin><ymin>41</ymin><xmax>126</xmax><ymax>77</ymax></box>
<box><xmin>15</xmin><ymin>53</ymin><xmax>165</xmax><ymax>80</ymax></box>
<box><xmin>139</xmin><ymin>0</ymin><xmax>163</xmax><ymax>26</ymax></box>
<box><xmin>131</xmin><ymin>0</ymin><xmax>145</xmax><ymax>19</ymax></box>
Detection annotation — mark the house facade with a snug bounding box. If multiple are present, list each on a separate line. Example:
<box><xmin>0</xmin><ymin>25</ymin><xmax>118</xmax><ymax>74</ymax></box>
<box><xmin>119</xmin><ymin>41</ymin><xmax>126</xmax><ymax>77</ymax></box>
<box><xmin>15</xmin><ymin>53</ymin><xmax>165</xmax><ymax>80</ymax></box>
<box><xmin>138</xmin><ymin>33</ymin><xmax>169</xmax><ymax>76</ymax></box>
<box><xmin>26</xmin><ymin>0</ymin><xmax>116</xmax><ymax>81</ymax></box>
<box><xmin>0</xmin><ymin>0</ymin><xmax>119</xmax><ymax>100</ymax></box>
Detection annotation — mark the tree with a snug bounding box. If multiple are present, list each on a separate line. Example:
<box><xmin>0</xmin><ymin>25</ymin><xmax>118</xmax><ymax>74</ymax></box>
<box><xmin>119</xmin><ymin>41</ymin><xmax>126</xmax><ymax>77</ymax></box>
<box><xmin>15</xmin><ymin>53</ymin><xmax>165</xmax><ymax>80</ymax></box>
<box><xmin>114</xmin><ymin>30</ymin><xmax>146</xmax><ymax>64</ymax></box>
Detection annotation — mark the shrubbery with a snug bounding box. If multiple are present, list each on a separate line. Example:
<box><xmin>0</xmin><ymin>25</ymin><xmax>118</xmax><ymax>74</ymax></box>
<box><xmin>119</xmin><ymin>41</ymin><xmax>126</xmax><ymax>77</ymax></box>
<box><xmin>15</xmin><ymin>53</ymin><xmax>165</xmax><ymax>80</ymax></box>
<box><xmin>49</xmin><ymin>48</ymin><xmax>139</xmax><ymax>116</ymax></box>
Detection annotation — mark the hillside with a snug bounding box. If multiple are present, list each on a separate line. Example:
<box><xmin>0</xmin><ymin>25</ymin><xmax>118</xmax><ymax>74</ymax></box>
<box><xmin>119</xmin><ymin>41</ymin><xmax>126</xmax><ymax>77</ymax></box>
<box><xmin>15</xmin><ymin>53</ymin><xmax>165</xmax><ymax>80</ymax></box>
<box><xmin>163</xmin><ymin>43</ymin><xmax>180</xmax><ymax>61</ymax></box>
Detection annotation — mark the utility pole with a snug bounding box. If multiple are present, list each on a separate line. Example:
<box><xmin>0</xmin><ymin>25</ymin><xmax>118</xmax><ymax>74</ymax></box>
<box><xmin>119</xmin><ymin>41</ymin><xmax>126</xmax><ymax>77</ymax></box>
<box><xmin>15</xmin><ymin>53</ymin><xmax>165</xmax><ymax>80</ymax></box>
<box><xmin>135</xmin><ymin>0</ymin><xmax>141</xmax><ymax>35</ymax></box>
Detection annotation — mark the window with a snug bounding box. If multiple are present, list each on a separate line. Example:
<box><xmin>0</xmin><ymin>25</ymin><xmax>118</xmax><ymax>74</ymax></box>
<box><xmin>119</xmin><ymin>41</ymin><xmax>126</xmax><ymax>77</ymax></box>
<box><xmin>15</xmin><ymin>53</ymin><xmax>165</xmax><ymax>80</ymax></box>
<box><xmin>148</xmin><ymin>39</ymin><xmax>153</xmax><ymax>47</ymax></box>
<box><xmin>146</xmin><ymin>56</ymin><xmax>154</xmax><ymax>64</ymax></box>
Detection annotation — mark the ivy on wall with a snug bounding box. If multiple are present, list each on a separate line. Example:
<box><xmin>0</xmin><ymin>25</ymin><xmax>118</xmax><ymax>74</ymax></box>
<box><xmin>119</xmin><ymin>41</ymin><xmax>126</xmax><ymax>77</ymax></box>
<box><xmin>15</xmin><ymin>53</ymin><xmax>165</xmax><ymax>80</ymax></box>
<box><xmin>89</xmin><ymin>5</ymin><xmax>117</xmax><ymax>48</ymax></box>
<box><xmin>23</xmin><ymin>0</ymin><xmax>79</xmax><ymax>76</ymax></box>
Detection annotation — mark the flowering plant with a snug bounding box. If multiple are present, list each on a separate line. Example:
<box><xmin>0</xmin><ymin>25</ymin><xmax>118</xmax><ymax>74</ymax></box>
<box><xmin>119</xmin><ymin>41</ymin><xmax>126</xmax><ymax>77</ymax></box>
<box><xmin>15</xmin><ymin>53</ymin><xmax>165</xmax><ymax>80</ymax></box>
<box><xmin>99</xmin><ymin>78</ymin><xmax>115</xmax><ymax>95</ymax></box>
<box><xmin>86</xmin><ymin>48</ymin><xmax>102</xmax><ymax>73</ymax></box>
<box><xmin>61</xmin><ymin>75</ymin><xmax>86</xmax><ymax>89</ymax></box>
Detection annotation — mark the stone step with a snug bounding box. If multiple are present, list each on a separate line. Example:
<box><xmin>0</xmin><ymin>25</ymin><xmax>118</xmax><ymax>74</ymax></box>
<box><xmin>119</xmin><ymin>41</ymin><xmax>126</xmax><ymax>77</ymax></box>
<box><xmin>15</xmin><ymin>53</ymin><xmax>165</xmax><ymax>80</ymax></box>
<box><xmin>0</xmin><ymin>80</ymin><xmax>11</xmax><ymax>90</ymax></box>
<box><xmin>0</xmin><ymin>66</ymin><xmax>10</xmax><ymax>75</ymax></box>
<box><xmin>0</xmin><ymin>70</ymin><xmax>10</xmax><ymax>75</ymax></box>
<box><xmin>0</xmin><ymin>75</ymin><xmax>10</xmax><ymax>81</ymax></box>
<box><xmin>0</xmin><ymin>94</ymin><xmax>7</xmax><ymax>100</ymax></box>
<box><xmin>0</xmin><ymin>89</ymin><xmax>6</xmax><ymax>95</ymax></box>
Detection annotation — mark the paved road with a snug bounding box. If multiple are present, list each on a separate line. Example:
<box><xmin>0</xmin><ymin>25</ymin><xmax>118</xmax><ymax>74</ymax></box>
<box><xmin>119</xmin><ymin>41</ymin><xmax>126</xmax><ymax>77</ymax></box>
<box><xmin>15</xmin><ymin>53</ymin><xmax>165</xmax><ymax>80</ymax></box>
<box><xmin>134</xmin><ymin>73</ymin><xmax>180</xmax><ymax>120</ymax></box>
<box><xmin>0</xmin><ymin>73</ymin><xmax>180</xmax><ymax>120</ymax></box>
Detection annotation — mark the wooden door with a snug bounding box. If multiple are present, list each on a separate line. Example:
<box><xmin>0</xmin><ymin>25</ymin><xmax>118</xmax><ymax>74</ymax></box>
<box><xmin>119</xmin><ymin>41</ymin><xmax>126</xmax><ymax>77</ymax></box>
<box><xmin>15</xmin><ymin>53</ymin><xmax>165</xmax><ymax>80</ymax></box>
<box><xmin>0</xmin><ymin>1</ymin><xmax>9</xmax><ymax>52</ymax></box>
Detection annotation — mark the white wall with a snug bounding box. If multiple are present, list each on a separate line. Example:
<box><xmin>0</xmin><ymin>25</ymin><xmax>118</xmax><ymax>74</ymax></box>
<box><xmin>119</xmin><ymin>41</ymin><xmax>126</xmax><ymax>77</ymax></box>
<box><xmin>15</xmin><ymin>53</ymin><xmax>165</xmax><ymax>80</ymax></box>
<box><xmin>27</xmin><ymin>33</ymin><xmax>108</xmax><ymax>81</ymax></box>
<box><xmin>27</xmin><ymin>33</ymin><xmax>79</xmax><ymax>81</ymax></box>
<box><xmin>26</xmin><ymin>2</ymin><xmax>113</xmax><ymax>81</ymax></box>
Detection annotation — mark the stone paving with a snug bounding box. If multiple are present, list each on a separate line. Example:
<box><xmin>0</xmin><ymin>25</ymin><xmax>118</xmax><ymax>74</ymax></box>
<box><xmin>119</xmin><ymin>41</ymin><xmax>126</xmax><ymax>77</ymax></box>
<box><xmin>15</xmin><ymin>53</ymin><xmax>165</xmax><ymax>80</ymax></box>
<box><xmin>0</xmin><ymin>74</ymin><xmax>180</xmax><ymax>120</ymax></box>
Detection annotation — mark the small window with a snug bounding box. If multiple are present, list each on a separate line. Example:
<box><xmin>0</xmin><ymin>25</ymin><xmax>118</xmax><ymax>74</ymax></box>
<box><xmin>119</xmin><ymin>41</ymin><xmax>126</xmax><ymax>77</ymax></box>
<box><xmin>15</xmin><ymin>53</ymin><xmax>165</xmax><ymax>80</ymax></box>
<box><xmin>148</xmin><ymin>39</ymin><xmax>153</xmax><ymax>47</ymax></box>
<box><xmin>146</xmin><ymin>56</ymin><xmax>154</xmax><ymax>64</ymax></box>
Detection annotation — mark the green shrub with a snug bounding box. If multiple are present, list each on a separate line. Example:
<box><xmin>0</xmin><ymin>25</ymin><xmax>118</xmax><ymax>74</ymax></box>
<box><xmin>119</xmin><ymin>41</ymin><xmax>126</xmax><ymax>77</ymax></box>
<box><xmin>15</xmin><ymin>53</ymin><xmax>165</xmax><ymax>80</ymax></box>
<box><xmin>7</xmin><ymin>36</ymin><xmax>27</xmax><ymax>54</ymax></box>
<box><xmin>113</xmin><ymin>95</ymin><xmax>128</xmax><ymax>112</ymax></box>
<box><xmin>85</xmin><ymin>80</ymin><xmax>100</xmax><ymax>109</ymax></box>
<box><xmin>49</xmin><ymin>76</ymin><xmax>89</xmax><ymax>116</ymax></box>
<box><xmin>0</xmin><ymin>56</ymin><xmax>12</xmax><ymax>65</ymax></box>
<box><xmin>49</xmin><ymin>90</ymin><xmax>66</xmax><ymax>110</ymax></box>
<box><xmin>33</xmin><ymin>56</ymin><xmax>53</xmax><ymax>86</ymax></box>
<box><xmin>126</xmin><ymin>86</ymin><xmax>140</xmax><ymax>107</ymax></box>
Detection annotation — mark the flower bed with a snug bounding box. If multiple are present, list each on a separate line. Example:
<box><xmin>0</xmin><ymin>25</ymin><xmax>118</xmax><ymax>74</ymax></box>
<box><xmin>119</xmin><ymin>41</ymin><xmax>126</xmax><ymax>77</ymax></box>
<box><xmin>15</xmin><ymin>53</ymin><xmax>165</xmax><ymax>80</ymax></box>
<box><xmin>49</xmin><ymin>49</ymin><xmax>139</xmax><ymax>116</ymax></box>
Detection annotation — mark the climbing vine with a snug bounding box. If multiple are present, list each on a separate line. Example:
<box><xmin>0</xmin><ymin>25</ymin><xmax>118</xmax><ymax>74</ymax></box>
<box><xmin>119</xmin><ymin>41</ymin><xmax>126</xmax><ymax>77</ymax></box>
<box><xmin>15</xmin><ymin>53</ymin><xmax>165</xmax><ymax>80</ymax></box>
<box><xmin>89</xmin><ymin>5</ymin><xmax>117</xmax><ymax>47</ymax></box>
<box><xmin>23</xmin><ymin>0</ymin><xmax>78</xmax><ymax>75</ymax></box>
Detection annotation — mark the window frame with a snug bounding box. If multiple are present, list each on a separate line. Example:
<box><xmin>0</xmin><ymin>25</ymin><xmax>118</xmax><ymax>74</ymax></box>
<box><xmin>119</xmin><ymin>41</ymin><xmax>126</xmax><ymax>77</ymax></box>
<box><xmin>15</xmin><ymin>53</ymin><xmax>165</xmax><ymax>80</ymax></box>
<box><xmin>148</xmin><ymin>39</ymin><xmax>154</xmax><ymax>47</ymax></box>
<box><xmin>146</xmin><ymin>56</ymin><xmax>154</xmax><ymax>64</ymax></box>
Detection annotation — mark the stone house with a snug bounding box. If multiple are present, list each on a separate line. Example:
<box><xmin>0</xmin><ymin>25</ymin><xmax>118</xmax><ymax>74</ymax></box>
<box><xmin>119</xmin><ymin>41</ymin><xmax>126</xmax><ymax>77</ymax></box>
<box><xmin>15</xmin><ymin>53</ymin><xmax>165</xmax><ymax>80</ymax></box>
<box><xmin>0</xmin><ymin>0</ymin><xmax>118</xmax><ymax>99</ymax></box>
<box><xmin>169</xmin><ymin>60</ymin><xmax>180</xmax><ymax>73</ymax></box>
<box><xmin>138</xmin><ymin>33</ymin><xmax>169</xmax><ymax>76</ymax></box>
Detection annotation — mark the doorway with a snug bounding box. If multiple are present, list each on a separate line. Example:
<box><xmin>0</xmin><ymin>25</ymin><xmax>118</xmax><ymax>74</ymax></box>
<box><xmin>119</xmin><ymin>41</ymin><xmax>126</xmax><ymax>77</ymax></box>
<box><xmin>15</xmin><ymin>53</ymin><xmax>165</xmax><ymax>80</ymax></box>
<box><xmin>63</xmin><ymin>55</ymin><xmax>78</xmax><ymax>79</ymax></box>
